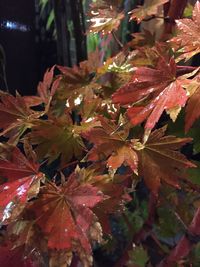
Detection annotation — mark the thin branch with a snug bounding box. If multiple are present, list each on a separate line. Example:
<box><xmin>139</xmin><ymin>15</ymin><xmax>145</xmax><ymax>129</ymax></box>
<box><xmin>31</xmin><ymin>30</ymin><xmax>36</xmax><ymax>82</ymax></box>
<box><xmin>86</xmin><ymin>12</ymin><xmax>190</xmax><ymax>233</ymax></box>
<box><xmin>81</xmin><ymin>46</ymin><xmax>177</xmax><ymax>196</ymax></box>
<box><xmin>112</xmin><ymin>31</ymin><xmax>123</xmax><ymax>49</ymax></box>
<box><xmin>142</xmin><ymin>15</ymin><xmax>166</xmax><ymax>22</ymax></box>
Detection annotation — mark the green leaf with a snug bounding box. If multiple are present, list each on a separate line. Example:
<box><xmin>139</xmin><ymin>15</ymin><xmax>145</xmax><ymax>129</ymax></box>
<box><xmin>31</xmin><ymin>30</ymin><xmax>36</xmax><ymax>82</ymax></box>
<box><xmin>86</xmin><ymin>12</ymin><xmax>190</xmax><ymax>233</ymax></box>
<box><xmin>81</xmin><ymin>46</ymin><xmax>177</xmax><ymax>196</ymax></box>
<box><xmin>46</xmin><ymin>9</ymin><xmax>55</xmax><ymax>30</ymax></box>
<box><xmin>127</xmin><ymin>246</ymin><xmax>149</xmax><ymax>267</ymax></box>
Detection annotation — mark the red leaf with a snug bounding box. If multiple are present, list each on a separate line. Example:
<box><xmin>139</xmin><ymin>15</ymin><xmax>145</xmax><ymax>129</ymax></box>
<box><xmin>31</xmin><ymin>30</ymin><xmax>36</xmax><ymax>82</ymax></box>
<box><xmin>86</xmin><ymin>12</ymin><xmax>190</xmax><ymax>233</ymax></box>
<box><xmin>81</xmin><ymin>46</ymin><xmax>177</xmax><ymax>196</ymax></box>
<box><xmin>112</xmin><ymin>56</ymin><xmax>188</xmax><ymax>131</ymax></box>
<box><xmin>83</xmin><ymin>117</ymin><xmax>138</xmax><ymax>171</ymax></box>
<box><xmin>0</xmin><ymin>245</ymin><xmax>38</xmax><ymax>267</ymax></box>
<box><xmin>171</xmin><ymin>1</ymin><xmax>200</xmax><ymax>61</ymax></box>
<box><xmin>30</xmin><ymin>174</ymin><xmax>105</xmax><ymax>257</ymax></box>
<box><xmin>0</xmin><ymin>147</ymin><xmax>42</xmax><ymax>223</ymax></box>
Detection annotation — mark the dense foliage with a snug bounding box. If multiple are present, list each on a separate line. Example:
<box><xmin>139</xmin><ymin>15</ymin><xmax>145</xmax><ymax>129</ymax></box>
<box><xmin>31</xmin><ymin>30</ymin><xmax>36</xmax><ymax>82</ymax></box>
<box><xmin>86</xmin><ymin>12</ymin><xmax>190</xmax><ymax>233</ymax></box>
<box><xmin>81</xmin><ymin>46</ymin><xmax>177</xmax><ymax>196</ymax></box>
<box><xmin>1</xmin><ymin>0</ymin><xmax>200</xmax><ymax>266</ymax></box>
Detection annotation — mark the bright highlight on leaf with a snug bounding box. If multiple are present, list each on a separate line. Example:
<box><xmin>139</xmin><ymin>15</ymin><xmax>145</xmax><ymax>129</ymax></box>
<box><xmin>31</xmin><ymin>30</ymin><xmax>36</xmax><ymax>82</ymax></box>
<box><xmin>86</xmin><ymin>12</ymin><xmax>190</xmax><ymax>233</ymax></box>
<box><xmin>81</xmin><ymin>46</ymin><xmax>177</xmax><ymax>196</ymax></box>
<box><xmin>0</xmin><ymin>147</ymin><xmax>43</xmax><ymax>224</ymax></box>
<box><xmin>87</xmin><ymin>1</ymin><xmax>124</xmax><ymax>34</ymax></box>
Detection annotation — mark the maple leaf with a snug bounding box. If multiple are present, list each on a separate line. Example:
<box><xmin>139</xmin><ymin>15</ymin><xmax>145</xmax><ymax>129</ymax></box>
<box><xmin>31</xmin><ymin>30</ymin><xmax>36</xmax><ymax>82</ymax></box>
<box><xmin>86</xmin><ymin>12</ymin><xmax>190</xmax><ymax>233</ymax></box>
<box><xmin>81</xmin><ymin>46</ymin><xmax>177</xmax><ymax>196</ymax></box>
<box><xmin>112</xmin><ymin>56</ymin><xmax>188</xmax><ymax>131</ymax></box>
<box><xmin>83</xmin><ymin>117</ymin><xmax>138</xmax><ymax>172</ymax></box>
<box><xmin>171</xmin><ymin>1</ymin><xmax>200</xmax><ymax>61</ymax></box>
<box><xmin>129</xmin><ymin>0</ymin><xmax>169</xmax><ymax>23</ymax></box>
<box><xmin>27</xmin><ymin>115</ymin><xmax>86</xmax><ymax>166</ymax></box>
<box><xmin>91</xmin><ymin>173</ymin><xmax>132</xmax><ymax>233</ymax></box>
<box><xmin>133</xmin><ymin>127</ymin><xmax>195</xmax><ymax>195</ymax></box>
<box><xmin>73</xmin><ymin>167</ymin><xmax>132</xmax><ymax>233</ymax></box>
<box><xmin>87</xmin><ymin>0</ymin><xmax>124</xmax><ymax>34</ymax></box>
<box><xmin>55</xmin><ymin>53</ymin><xmax>101</xmax><ymax>109</ymax></box>
<box><xmin>0</xmin><ymin>146</ymin><xmax>43</xmax><ymax>224</ymax></box>
<box><xmin>30</xmin><ymin>174</ymin><xmax>105</xmax><ymax>264</ymax></box>
<box><xmin>37</xmin><ymin>65</ymin><xmax>61</xmax><ymax>108</ymax></box>
<box><xmin>0</xmin><ymin>92</ymin><xmax>41</xmax><ymax>144</ymax></box>
<box><xmin>128</xmin><ymin>30</ymin><xmax>156</xmax><ymax>49</ymax></box>
<box><xmin>185</xmin><ymin>73</ymin><xmax>200</xmax><ymax>132</ymax></box>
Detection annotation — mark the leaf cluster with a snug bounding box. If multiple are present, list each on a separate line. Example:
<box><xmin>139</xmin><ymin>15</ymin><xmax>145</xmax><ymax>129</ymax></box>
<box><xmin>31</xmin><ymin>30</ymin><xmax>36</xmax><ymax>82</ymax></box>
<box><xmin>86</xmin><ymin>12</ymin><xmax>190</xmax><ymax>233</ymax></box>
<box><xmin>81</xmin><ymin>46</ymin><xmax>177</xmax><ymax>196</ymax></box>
<box><xmin>1</xmin><ymin>1</ymin><xmax>200</xmax><ymax>266</ymax></box>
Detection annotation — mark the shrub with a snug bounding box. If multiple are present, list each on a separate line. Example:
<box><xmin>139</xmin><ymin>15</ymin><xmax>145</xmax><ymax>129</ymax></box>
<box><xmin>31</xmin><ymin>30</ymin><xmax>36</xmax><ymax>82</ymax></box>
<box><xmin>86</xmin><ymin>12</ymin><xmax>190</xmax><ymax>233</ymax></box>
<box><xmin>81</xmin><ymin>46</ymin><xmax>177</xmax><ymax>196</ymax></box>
<box><xmin>0</xmin><ymin>1</ymin><xmax>200</xmax><ymax>266</ymax></box>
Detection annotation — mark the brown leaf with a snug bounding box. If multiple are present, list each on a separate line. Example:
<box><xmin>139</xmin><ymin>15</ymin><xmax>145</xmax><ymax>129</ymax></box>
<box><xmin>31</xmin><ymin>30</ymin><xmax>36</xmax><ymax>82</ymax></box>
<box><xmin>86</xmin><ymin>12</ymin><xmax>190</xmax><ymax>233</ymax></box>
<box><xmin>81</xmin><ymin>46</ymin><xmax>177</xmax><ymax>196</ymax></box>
<box><xmin>129</xmin><ymin>0</ymin><xmax>169</xmax><ymax>23</ymax></box>
<box><xmin>83</xmin><ymin>117</ymin><xmax>138</xmax><ymax>171</ymax></box>
<box><xmin>134</xmin><ymin>127</ymin><xmax>195</xmax><ymax>195</ymax></box>
<box><xmin>0</xmin><ymin>92</ymin><xmax>41</xmax><ymax>143</ymax></box>
<box><xmin>88</xmin><ymin>1</ymin><xmax>124</xmax><ymax>34</ymax></box>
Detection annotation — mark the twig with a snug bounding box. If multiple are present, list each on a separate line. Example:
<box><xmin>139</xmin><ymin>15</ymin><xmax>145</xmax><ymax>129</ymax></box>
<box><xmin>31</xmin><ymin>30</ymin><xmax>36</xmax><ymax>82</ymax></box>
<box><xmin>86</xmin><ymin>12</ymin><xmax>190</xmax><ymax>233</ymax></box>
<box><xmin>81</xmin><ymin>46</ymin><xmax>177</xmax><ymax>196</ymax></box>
<box><xmin>143</xmin><ymin>15</ymin><xmax>166</xmax><ymax>22</ymax></box>
<box><xmin>112</xmin><ymin>31</ymin><xmax>123</xmax><ymax>49</ymax></box>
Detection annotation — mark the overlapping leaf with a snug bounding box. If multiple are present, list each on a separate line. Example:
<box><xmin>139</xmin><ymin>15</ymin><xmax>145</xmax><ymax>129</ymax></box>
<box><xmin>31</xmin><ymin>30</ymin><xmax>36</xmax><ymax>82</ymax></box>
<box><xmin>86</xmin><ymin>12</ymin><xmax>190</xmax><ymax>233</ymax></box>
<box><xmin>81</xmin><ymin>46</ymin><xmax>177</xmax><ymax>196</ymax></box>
<box><xmin>0</xmin><ymin>147</ymin><xmax>43</xmax><ymax>224</ymax></box>
<box><xmin>27</xmin><ymin>114</ymin><xmax>86</xmax><ymax>166</ymax></box>
<box><xmin>171</xmin><ymin>1</ymin><xmax>200</xmax><ymax>61</ymax></box>
<box><xmin>83</xmin><ymin>117</ymin><xmax>138</xmax><ymax>171</ymax></box>
<box><xmin>91</xmin><ymin>173</ymin><xmax>132</xmax><ymax>233</ymax></box>
<box><xmin>129</xmin><ymin>0</ymin><xmax>169</xmax><ymax>23</ymax></box>
<box><xmin>37</xmin><ymin>65</ymin><xmax>61</xmax><ymax>108</ymax></box>
<box><xmin>55</xmin><ymin>53</ymin><xmax>101</xmax><ymax>108</ymax></box>
<box><xmin>30</xmin><ymin>174</ymin><xmax>105</xmax><ymax>265</ymax></box>
<box><xmin>88</xmin><ymin>0</ymin><xmax>124</xmax><ymax>34</ymax></box>
<box><xmin>134</xmin><ymin>127</ymin><xmax>195</xmax><ymax>195</ymax></box>
<box><xmin>74</xmin><ymin>166</ymin><xmax>132</xmax><ymax>233</ymax></box>
<box><xmin>0</xmin><ymin>93</ymin><xmax>41</xmax><ymax>143</ymax></box>
<box><xmin>112</xmin><ymin>55</ymin><xmax>189</xmax><ymax>131</ymax></box>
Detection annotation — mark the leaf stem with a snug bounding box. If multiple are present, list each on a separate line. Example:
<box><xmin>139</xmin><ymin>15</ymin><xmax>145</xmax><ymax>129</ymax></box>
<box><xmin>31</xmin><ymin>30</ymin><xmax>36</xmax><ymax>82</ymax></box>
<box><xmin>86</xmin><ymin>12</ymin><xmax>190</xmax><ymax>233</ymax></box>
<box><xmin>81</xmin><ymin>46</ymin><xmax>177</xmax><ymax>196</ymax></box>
<box><xmin>112</xmin><ymin>31</ymin><xmax>123</xmax><ymax>49</ymax></box>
